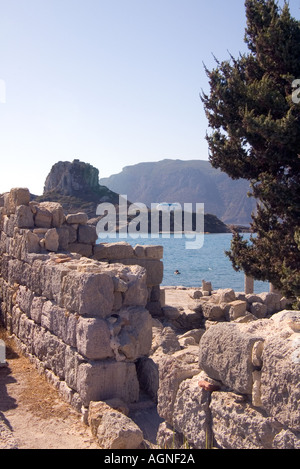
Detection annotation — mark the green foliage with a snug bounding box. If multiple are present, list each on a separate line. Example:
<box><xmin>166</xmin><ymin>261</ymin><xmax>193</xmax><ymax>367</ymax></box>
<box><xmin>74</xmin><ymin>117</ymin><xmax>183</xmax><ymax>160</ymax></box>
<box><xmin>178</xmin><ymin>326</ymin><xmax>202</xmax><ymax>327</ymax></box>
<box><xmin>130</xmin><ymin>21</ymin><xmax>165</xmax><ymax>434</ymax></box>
<box><xmin>202</xmin><ymin>0</ymin><xmax>300</xmax><ymax>302</ymax></box>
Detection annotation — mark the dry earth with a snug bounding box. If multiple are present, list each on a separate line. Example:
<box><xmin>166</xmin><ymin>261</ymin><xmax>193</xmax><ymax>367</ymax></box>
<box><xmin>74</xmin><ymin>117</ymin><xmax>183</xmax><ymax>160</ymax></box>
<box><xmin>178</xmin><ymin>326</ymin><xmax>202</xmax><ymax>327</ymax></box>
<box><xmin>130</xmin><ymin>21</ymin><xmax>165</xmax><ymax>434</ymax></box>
<box><xmin>0</xmin><ymin>328</ymin><xmax>100</xmax><ymax>449</ymax></box>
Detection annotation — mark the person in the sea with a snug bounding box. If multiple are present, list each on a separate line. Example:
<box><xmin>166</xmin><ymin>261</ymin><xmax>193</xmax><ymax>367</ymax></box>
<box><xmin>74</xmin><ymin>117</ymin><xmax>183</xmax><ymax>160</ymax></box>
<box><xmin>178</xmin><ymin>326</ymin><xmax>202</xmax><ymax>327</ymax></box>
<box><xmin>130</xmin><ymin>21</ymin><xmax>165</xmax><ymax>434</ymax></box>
<box><xmin>174</xmin><ymin>270</ymin><xmax>181</xmax><ymax>275</ymax></box>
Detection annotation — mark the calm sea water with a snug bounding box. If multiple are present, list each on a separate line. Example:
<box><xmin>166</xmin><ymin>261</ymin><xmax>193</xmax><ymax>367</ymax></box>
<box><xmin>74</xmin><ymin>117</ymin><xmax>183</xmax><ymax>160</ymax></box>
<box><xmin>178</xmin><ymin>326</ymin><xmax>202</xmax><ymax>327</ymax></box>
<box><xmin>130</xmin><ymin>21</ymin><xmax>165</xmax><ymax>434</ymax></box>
<box><xmin>98</xmin><ymin>233</ymin><xmax>269</xmax><ymax>293</ymax></box>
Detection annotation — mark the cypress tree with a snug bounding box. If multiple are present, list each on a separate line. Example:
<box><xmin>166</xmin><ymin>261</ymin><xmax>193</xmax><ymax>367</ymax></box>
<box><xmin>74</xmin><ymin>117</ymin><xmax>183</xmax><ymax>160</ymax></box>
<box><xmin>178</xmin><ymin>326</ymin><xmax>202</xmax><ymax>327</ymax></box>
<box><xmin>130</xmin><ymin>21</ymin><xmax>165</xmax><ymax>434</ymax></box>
<box><xmin>201</xmin><ymin>0</ymin><xmax>300</xmax><ymax>305</ymax></box>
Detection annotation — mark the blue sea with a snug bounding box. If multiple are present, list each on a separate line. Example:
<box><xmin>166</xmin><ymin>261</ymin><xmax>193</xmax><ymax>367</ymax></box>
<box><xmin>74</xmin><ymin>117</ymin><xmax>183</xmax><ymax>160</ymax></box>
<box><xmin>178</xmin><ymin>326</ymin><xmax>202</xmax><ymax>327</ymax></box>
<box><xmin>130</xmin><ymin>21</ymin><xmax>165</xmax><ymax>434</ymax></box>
<box><xmin>98</xmin><ymin>233</ymin><xmax>269</xmax><ymax>294</ymax></box>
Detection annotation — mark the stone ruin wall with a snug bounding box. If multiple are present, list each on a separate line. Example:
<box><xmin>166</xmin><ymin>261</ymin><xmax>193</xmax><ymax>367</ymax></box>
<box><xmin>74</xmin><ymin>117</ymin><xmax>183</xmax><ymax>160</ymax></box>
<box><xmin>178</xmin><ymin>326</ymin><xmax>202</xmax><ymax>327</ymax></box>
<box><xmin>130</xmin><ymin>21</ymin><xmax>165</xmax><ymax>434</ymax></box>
<box><xmin>0</xmin><ymin>188</ymin><xmax>163</xmax><ymax>412</ymax></box>
<box><xmin>1</xmin><ymin>187</ymin><xmax>299</xmax><ymax>449</ymax></box>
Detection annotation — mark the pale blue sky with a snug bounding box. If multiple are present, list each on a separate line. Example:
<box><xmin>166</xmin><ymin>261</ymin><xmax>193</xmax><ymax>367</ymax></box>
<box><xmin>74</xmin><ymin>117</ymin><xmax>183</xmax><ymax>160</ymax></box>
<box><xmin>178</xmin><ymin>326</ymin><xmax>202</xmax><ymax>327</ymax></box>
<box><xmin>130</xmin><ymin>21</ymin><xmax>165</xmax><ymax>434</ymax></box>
<box><xmin>0</xmin><ymin>0</ymin><xmax>299</xmax><ymax>195</ymax></box>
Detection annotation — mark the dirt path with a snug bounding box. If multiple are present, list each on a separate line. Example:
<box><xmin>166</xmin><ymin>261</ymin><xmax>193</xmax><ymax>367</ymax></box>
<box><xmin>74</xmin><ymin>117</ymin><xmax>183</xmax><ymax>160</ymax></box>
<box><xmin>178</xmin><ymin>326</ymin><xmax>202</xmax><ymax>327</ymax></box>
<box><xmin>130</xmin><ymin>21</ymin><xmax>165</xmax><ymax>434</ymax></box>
<box><xmin>0</xmin><ymin>329</ymin><xmax>100</xmax><ymax>449</ymax></box>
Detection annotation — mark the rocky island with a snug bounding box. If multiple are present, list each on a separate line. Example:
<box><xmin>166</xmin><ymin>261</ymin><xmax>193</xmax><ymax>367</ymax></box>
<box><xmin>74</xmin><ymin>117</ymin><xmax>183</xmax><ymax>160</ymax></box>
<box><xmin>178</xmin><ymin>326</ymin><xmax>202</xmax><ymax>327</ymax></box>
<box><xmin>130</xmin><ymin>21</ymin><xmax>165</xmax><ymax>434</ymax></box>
<box><xmin>34</xmin><ymin>159</ymin><xmax>232</xmax><ymax>234</ymax></box>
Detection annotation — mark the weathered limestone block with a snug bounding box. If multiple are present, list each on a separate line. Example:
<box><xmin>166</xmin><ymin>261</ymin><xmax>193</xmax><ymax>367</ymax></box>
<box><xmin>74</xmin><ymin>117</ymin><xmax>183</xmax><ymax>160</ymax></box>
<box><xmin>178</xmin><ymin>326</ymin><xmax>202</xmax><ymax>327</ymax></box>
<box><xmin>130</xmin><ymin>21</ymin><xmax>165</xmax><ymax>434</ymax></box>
<box><xmin>134</xmin><ymin>245</ymin><xmax>146</xmax><ymax>258</ymax></box>
<box><xmin>42</xmin><ymin>260</ymin><xmax>70</xmax><ymax>303</ymax></box>
<box><xmin>78</xmin><ymin>225</ymin><xmax>98</xmax><ymax>244</ymax></box>
<box><xmin>77</xmin><ymin>361</ymin><xmax>140</xmax><ymax>406</ymax></box>
<box><xmin>23</xmin><ymin>230</ymin><xmax>41</xmax><ymax>255</ymax></box>
<box><xmin>64</xmin><ymin>224</ymin><xmax>78</xmax><ymax>244</ymax></box>
<box><xmin>121</xmin><ymin>258</ymin><xmax>164</xmax><ymax>287</ymax></box>
<box><xmin>116</xmin><ymin>307</ymin><xmax>152</xmax><ymax>361</ymax></box>
<box><xmin>89</xmin><ymin>402</ymin><xmax>143</xmax><ymax>449</ymax></box>
<box><xmin>250</xmin><ymin>301</ymin><xmax>268</xmax><ymax>318</ymax></box>
<box><xmin>210</xmin><ymin>391</ymin><xmax>282</xmax><ymax>449</ymax></box>
<box><xmin>257</xmin><ymin>292</ymin><xmax>281</xmax><ymax>314</ymax></box>
<box><xmin>64</xmin><ymin>346</ymin><xmax>85</xmax><ymax>391</ymax></box>
<box><xmin>122</xmin><ymin>265</ymin><xmax>148</xmax><ymax>307</ymax></box>
<box><xmin>201</xmin><ymin>302</ymin><xmax>224</xmax><ymax>320</ymax></box>
<box><xmin>260</xmin><ymin>313</ymin><xmax>300</xmax><ymax>431</ymax></box>
<box><xmin>157</xmin><ymin>346</ymin><xmax>200</xmax><ymax>424</ymax></box>
<box><xmin>15</xmin><ymin>286</ymin><xmax>34</xmax><ymax>317</ymax></box>
<box><xmin>228</xmin><ymin>300</ymin><xmax>247</xmax><ymax>320</ymax></box>
<box><xmin>28</xmin><ymin>259</ymin><xmax>45</xmax><ymax>295</ymax></box>
<box><xmin>61</xmin><ymin>271</ymin><xmax>114</xmax><ymax>317</ymax></box>
<box><xmin>173</xmin><ymin>373</ymin><xmax>211</xmax><ymax>449</ymax></box>
<box><xmin>17</xmin><ymin>312</ymin><xmax>36</xmax><ymax>355</ymax></box>
<box><xmin>15</xmin><ymin>205</ymin><xmax>34</xmax><ymax>229</ymax></box>
<box><xmin>144</xmin><ymin>245</ymin><xmax>163</xmax><ymax>259</ymax></box>
<box><xmin>8</xmin><ymin>258</ymin><xmax>27</xmax><ymax>286</ymax></box>
<box><xmin>215</xmin><ymin>288</ymin><xmax>236</xmax><ymax>303</ymax></box>
<box><xmin>156</xmin><ymin>422</ymin><xmax>185</xmax><ymax>449</ymax></box>
<box><xmin>93</xmin><ymin>242</ymin><xmax>135</xmax><ymax>261</ymax></box>
<box><xmin>272</xmin><ymin>429</ymin><xmax>300</xmax><ymax>449</ymax></box>
<box><xmin>68</xmin><ymin>242</ymin><xmax>93</xmax><ymax>258</ymax></box>
<box><xmin>56</xmin><ymin>226</ymin><xmax>70</xmax><ymax>251</ymax></box>
<box><xmin>199</xmin><ymin>322</ymin><xmax>264</xmax><ymax>394</ymax></box>
<box><xmin>30</xmin><ymin>295</ymin><xmax>46</xmax><ymax>324</ymax></box>
<box><xmin>44</xmin><ymin>229</ymin><xmax>59</xmax><ymax>252</ymax></box>
<box><xmin>34</xmin><ymin>202</ymin><xmax>65</xmax><ymax>228</ymax></box>
<box><xmin>34</xmin><ymin>205</ymin><xmax>52</xmax><ymax>228</ymax></box>
<box><xmin>2</xmin><ymin>215</ymin><xmax>17</xmax><ymax>237</ymax></box>
<box><xmin>33</xmin><ymin>327</ymin><xmax>67</xmax><ymax>380</ymax></box>
<box><xmin>41</xmin><ymin>300</ymin><xmax>77</xmax><ymax>347</ymax></box>
<box><xmin>66</xmin><ymin>212</ymin><xmax>88</xmax><ymax>225</ymax></box>
<box><xmin>5</xmin><ymin>188</ymin><xmax>30</xmax><ymax>215</ymax></box>
<box><xmin>76</xmin><ymin>317</ymin><xmax>113</xmax><ymax>360</ymax></box>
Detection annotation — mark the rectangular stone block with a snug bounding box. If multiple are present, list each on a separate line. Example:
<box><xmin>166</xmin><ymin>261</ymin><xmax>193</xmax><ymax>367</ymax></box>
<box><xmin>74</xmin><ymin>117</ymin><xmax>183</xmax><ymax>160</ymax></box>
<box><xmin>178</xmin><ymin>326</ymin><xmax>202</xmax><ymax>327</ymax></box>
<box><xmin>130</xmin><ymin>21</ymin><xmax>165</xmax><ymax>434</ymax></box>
<box><xmin>144</xmin><ymin>245</ymin><xmax>163</xmax><ymax>259</ymax></box>
<box><xmin>78</xmin><ymin>225</ymin><xmax>98</xmax><ymax>244</ymax></box>
<box><xmin>61</xmin><ymin>271</ymin><xmax>114</xmax><ymax>317</ymax></box>
<box><xmin>15</xmin><ymin>205</ymin><xmax>34</xmax><ymax>229</ymax></box>
<box><xmin>42</xmin><ymin>261</ymin><xmax>70</xmax><ymax>302</ymax></box>
<box><xmin>114</xmin><ymin>258</ymin><xmax>163</xmax><ymax>287</ymax></box>
<box><xmin>228</xmin><ymin>300</ymin><xmax>247</xmax><ymax>320</ymax></box>
<box><xmin>33</xmin><ymin>327</ymin><xmax>67</xmax><ymax>380</ymax></box>
<box><xmin>76</xmin><ymin>317</ymin><xmax>113</xmax><ymax>360</ymax></box>
<box><xmin>77</xmin><ymin>361</ymin><xmax>140</xmax><ymax>406</ymax></box>
<box><xmin>16</xmin><ymin>285</ymin><xmax>34</xmax><ymax>317</ymax></box>
<box><xmin>199</xmin><ymin>323</ymin><xmax>264</xmax><ymax>395</ymax></box>
<box><xmin>93</xmin><ymin>242</ymin><xmax>135</xmax><ymax>260</ymax></box>
<box><xmin>5</xmin><ymin>188</ymin><xmax>30</xmax><ymax>215</ymax></box>
<box><xmin>68</xmin><ymin>242</ymin><xmax>93</xmax><ymax>258</ymax></box>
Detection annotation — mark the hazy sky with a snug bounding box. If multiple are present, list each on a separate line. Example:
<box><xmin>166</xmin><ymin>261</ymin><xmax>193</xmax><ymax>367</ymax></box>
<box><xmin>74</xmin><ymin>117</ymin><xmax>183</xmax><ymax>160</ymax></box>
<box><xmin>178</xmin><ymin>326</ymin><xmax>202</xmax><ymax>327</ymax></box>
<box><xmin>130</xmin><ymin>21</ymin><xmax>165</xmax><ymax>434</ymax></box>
<box><xmin>0</xmin><ymin>0</ymin><xmax>299</xmax><ymax>195</ymax></box>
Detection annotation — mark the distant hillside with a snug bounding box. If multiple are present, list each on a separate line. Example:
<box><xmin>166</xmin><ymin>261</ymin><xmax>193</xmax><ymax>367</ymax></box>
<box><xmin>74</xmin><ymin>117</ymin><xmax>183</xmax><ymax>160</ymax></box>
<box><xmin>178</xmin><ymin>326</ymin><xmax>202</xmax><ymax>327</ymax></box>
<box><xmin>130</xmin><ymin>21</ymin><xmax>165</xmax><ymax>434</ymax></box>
<box><xmin>100</xmin><ymin>159</ymin><xmax>257</xmax><ymax>225</ymax></box>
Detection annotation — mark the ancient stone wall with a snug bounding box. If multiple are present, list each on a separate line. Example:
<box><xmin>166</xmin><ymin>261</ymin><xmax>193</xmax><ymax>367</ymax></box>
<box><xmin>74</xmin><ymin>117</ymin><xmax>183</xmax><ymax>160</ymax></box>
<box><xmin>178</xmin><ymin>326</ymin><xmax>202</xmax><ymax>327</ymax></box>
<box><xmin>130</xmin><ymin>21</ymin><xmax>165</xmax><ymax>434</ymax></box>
<box><xmin>151</xmin><ymin>286</ymin><xmax>300</xmax><ymax>449</ymax></box>
<box><xmin>0</xmin><ymin>188</ymin><xmax>160</xmax><ymax>412</ymax></box>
